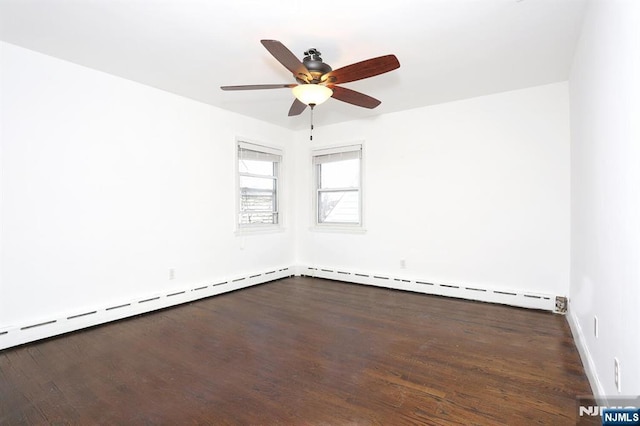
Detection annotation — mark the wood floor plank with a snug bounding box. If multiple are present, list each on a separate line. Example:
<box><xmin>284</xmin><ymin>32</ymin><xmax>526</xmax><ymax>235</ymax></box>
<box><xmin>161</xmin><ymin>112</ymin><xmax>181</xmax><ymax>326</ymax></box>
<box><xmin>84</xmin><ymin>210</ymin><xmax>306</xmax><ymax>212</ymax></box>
<box><xmin>0</xmin><ymin>277</ymin><xmax>596</xmax><ymax>425</ymax></box>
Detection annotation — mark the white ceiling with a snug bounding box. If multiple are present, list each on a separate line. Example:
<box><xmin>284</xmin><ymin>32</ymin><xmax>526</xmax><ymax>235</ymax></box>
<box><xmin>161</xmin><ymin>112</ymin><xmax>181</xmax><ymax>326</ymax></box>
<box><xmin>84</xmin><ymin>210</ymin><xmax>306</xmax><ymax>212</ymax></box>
<box><xmin>0</xmin><ymin>0</ymin><xmax>587</xmax><ymax>130</ymax></box>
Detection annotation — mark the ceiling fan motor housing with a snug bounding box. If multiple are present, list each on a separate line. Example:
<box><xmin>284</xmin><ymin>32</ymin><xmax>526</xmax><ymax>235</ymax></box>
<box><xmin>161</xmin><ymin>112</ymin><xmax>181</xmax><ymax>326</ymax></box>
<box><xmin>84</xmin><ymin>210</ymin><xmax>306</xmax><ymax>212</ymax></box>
<box><xmin>302</xmin><ymin>48</ymin><xmax>332</xmax><ymax>82</ymax></box>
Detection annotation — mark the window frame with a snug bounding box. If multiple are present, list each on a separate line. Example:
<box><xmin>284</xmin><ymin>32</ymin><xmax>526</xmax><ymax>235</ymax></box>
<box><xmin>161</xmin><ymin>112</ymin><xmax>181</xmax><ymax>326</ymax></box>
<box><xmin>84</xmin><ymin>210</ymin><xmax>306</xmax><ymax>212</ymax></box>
<box><xmin>236</xmin><ymin>140</ymin><xmax>283</xmax><ymax>233</ymax></box>
<box><xmin>312</xmin><ymin>143</ymin><xmax>365</xmax><ymax>232</ymax></box>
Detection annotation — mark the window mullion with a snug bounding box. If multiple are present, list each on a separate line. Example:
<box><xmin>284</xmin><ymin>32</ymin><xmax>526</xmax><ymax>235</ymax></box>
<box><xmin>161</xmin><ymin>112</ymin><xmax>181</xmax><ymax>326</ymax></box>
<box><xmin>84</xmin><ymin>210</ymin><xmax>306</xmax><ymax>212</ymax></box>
<box><xmin>317</xmin><ymin>187</ymin><xmax>359</xmax><ymax>193</ymax></box>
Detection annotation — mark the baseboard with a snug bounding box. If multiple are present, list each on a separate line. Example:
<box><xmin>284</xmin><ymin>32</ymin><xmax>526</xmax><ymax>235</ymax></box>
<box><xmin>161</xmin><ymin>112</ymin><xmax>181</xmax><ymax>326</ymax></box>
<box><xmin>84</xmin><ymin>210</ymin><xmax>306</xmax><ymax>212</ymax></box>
<box><xmin>567</xmin><ymin>306</ymin><xmax>607</xmax><ymax>405</ymax></box>
<box><xmin>300</xmin><ymin>265</ymin><xmax>559</xmax><ymax>311</ymax></box>
<box><xmin>0</xmin><ymin>265</ymin><xmax>563</xmax><ymax>351</ymax></box>
<box><xmin>0</xmin><ymin>266</ymin><xmax>293</xmax><ymax>351</ymax></box>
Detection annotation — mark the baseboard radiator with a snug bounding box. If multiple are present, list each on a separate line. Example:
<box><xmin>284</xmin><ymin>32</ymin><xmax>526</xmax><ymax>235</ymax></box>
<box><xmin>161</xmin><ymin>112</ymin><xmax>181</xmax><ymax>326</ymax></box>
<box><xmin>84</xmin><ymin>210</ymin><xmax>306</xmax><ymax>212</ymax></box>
<box><xmin>0</xmin><ymin>267</ymin><xmax>293</xmax><ymax>351</ymax></box>
<box><xmin>301</xmin><ymin>265</ymin><xmax>561</xmax><ymax>312</ymax></box>
<box><xmin>1</xmin><ymin>265</ymin><xmax>563</xmax><ymax>351</ymax></box>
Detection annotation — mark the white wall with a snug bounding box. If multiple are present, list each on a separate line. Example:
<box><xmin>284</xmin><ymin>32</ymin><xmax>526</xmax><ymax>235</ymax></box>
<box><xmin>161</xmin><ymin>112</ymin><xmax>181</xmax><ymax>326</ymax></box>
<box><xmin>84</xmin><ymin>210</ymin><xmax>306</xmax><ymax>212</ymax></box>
<box><xmin>569</xmin><ymin>0</ymin><xmax>640</xmax><ymax>398</ymax></box>
<box><xmin>0</xmin><ymin>42</ymin><xmax>294</xmax><ymax>331</ymax></box>
<box><xmin>0</xmin><ymin>40</ymin><xmax>575</xmax><ymax>349</ymax></box>
<box><xmin>295</xmin><ymin>83</ymin><xmax>570</xmax><ymax>297</ymax></box>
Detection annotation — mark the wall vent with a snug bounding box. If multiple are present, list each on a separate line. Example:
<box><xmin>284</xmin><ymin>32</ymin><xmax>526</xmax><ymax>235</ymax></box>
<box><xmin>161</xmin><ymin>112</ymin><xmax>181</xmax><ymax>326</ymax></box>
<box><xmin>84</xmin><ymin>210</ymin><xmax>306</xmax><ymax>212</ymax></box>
<box><xmin>67</xmin><ymin>311</ymin><xmax>97</xmax><ymax>320</ymax></box>
<box><xmin>106</xmin><ymin>303</ymin><xmax>131</xmax><ymax>311</ymax></box>
<box><xmin>493</xmin><ymin>290</ymin><xmax>517</xmax><ymax>296</ymax></box>
<box><xmin>21</xmin><ymin>320</ymin><xmax>57</xmax><ymax>330</ymax></box>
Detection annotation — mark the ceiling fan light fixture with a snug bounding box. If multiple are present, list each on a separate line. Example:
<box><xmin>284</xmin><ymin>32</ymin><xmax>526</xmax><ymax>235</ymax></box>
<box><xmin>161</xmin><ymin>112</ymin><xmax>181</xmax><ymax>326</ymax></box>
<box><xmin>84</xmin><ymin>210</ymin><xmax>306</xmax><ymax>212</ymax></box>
<box><xmin>292</xmin><ymin>84</ymin><xmax>333</xmax><ymax>106</ymax></box>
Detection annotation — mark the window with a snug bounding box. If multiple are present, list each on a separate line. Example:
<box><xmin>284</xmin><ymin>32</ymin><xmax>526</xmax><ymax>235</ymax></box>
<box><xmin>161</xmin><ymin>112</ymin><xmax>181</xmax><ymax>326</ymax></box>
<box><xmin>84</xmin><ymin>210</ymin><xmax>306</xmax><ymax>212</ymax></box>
<box><xmin>313</xmin><ymin>144</ymin><xmax>362</xmax><ymax>226</ymax></box>
<box><xmin>237</xmin><ymin>141</ymin><xmax>281</xmax><ymax>228</ymax></box>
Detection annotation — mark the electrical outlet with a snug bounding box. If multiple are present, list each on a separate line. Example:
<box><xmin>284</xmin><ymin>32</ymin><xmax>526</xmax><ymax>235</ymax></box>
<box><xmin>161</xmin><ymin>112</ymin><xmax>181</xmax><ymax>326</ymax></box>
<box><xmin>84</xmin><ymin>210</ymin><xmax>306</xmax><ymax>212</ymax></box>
<box><xmin>614</xmin><ymin>357</ymin><xmax>621</xmax><ymax>393</ymax></box>
<box><xmin>594</xmin><ymin>316</ymin><xmax>599</xmax><ymax>338</ymax></box>
<box><xmin>169</xmin><ymin>268</ymin><xmax>175</xmax><ymax>280</ymax></box>
<box><xmin>400</xmin><ymin>259</ymin><xmax>406</xmax><ymax>269</ymax></box>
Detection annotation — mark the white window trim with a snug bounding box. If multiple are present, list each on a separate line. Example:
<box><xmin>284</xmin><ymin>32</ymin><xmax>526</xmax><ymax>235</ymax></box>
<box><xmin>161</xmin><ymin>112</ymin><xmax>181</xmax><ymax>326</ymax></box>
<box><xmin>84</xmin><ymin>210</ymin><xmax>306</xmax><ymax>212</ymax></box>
<box><xmin>235</xmin><ymin>139</ymin><xmax>284</xmax><ymax>235</ymax></box>
<box><xmin>311</xmin><ymin>142</ymin><xmax>366</xmax><ymax>234</ymax></box>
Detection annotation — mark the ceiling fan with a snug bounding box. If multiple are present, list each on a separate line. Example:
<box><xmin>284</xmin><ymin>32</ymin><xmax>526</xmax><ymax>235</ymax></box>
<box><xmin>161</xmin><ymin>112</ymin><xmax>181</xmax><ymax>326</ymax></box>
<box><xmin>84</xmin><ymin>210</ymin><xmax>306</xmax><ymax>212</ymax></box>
<box><xmin>220</xmin><ymin>40</ymin><xmax>400</xmax><ymax>117</ymax></box>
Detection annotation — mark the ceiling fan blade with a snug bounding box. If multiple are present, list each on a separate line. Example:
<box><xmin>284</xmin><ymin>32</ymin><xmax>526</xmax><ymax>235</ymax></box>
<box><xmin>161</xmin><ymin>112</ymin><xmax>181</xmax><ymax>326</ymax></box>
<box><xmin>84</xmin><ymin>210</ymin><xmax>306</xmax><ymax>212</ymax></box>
<box><xmin>330</xmin><ymin>86</ymin><xmax>382</xmax><ymax>109</ymax></box>
<box><xmin>322</xmin><ymin>55</ymin><xmax>400</xmax><ymax>84</ymax></box>
<box><xmin>220</xmin><ymin>84</ymin><xmax>296</xmax><ymax>91</ymax></box>
<box><xmin>288</xmin><ymin>98</ymin><xmax>308</xmax><ymax>116</ymax></box>
<box><xmin>261</xmin><ymin>40</ymin><xmax>312</xmax><ymax>82</ymax></box>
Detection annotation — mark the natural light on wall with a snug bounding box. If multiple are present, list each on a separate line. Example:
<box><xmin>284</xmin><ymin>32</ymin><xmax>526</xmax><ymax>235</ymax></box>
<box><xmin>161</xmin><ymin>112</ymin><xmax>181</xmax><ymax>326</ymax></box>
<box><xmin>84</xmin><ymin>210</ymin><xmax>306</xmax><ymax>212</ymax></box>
<box><xmin>292</xmin><ymin>84</ymin><xmax>333</xmax><ymax>105</ymax></box>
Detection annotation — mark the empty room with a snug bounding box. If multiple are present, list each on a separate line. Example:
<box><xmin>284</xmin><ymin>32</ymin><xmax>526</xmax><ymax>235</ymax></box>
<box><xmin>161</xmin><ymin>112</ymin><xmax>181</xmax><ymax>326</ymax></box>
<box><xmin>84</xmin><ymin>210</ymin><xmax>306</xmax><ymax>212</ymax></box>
<box><xmin>1</xmin><ymin>0</ymin><xmax>638</xmax><ymax>424</ymax></box>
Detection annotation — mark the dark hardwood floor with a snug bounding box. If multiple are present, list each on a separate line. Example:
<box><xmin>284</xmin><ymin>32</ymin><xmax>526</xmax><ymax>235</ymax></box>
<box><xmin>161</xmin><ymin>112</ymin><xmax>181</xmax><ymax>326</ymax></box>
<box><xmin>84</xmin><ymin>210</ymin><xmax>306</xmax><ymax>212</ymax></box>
<box><xmin>1</xmin><ymin>277</ymin><xmax>594</xmax><ymax>425</ymax></box>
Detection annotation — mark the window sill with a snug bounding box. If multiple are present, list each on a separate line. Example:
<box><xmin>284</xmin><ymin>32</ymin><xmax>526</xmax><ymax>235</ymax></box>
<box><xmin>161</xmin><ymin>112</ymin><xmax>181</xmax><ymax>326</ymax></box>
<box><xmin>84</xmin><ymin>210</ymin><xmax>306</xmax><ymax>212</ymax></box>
<box><xmin>235</xmin><ymin>226</ymin><xmax>285</xmax><ymax>236</ymax></box>
<box><xmin>309</xmin><ymin>225</ymin><xmax>367</xmax><ymax>235</ymax></box>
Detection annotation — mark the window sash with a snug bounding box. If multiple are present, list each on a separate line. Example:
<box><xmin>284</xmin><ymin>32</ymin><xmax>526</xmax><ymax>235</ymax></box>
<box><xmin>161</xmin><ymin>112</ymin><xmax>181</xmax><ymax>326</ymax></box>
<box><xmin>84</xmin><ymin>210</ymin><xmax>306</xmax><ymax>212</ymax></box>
<box><xmin>237</xmin><ymin>142</ymin><xmax>281</xmax><ymax>227</ymax></box>
<box><xmin>318</xmin><ymin>159</ymin><xmax>360</xmax><ymax>189</ymax></box>
<box><xmin>313</xmin><ymin>144</ymin><xmax>362</xmax><ymax>226</ymax></box>
<box><xmin>239</xmin><ymin>212</ymin><xmax>279</xmax><ymax>226</ymax></box>
<box><xmin>317</xmin><ymin>189</ymin><xmax>360</xmax><ymax>224</ymax></box>
<box><xmin>239</xmin><ymin>192</ymin><xmax>277</xmax><ymax>212</ymax></box>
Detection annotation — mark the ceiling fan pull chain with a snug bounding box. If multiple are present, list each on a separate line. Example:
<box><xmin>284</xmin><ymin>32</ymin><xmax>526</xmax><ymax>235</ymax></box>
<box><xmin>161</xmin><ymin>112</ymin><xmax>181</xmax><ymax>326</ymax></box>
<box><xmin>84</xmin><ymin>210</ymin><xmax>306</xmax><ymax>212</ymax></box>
<box><xmin>310</xmin><ymin>104</ymin><xmax>314</xmax><ymax>141</ymax></box>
